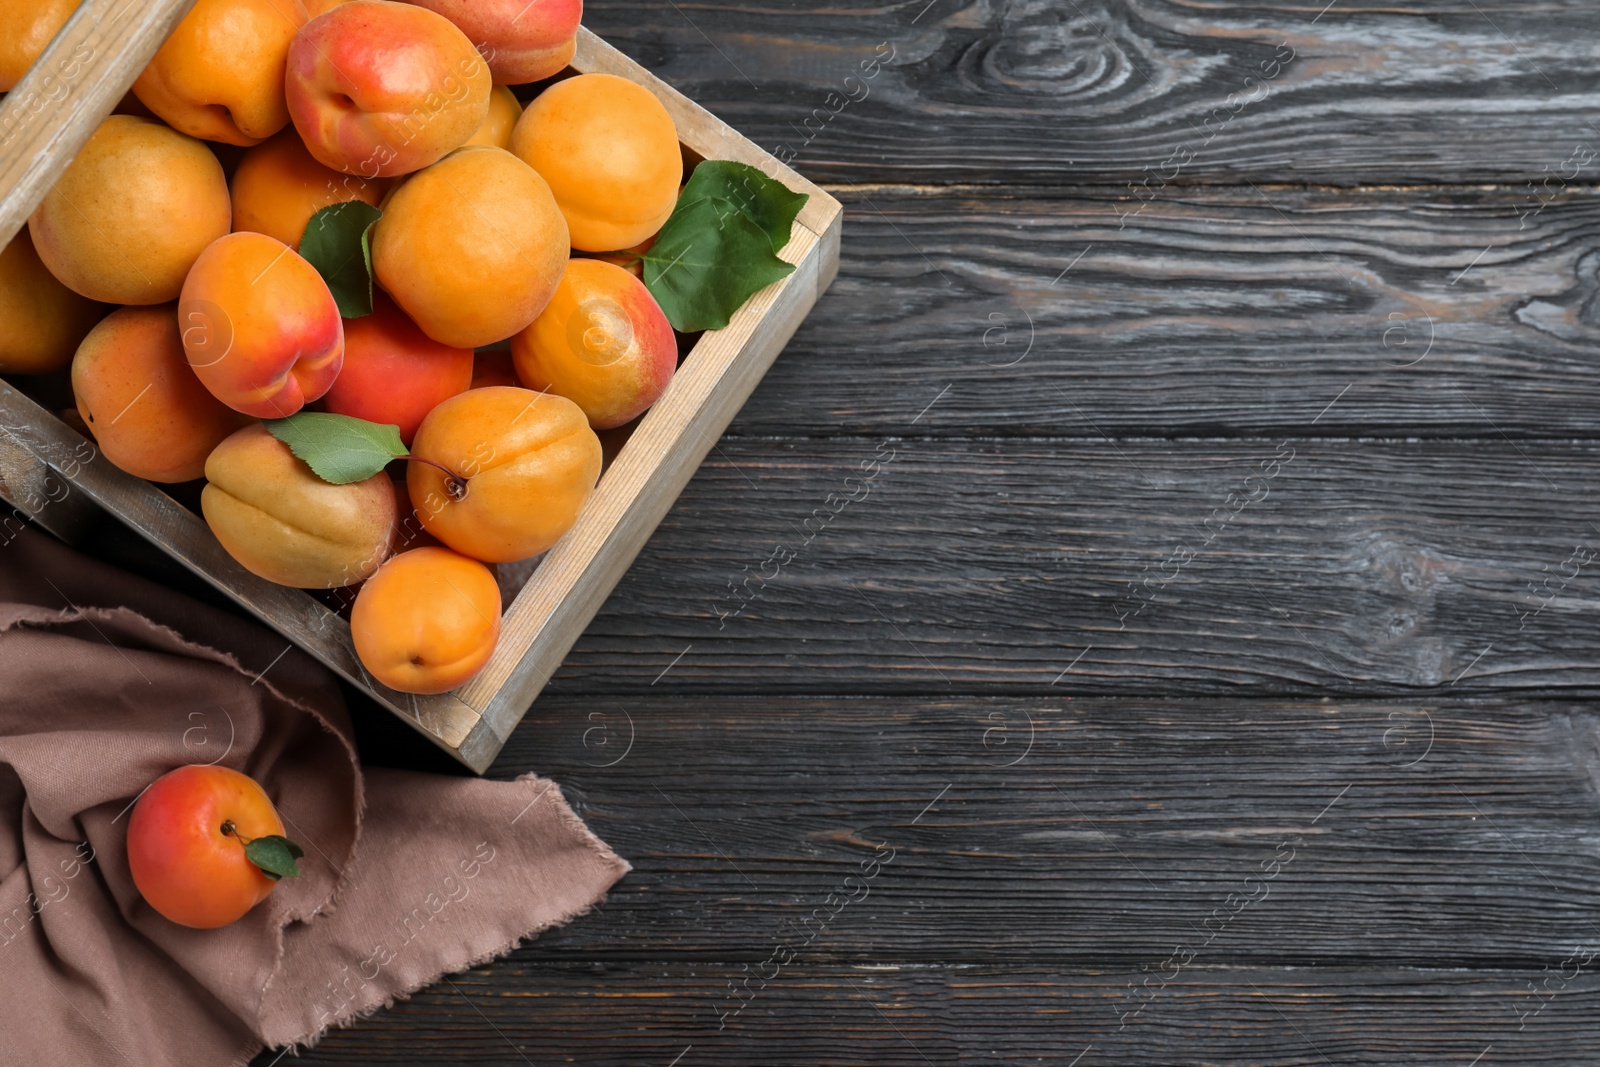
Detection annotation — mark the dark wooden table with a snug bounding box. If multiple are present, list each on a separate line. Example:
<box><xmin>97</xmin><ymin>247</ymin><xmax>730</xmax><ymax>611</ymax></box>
<box><xmin>242</xmin><ymin>2</ymin><xmax>1600</xmax><ymax>1062</ymax></box>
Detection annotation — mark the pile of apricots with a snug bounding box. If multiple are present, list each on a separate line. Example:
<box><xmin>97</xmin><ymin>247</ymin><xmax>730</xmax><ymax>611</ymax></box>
<box><xmin>0</xmin><ymin>0</ymin><xmax>689</xmax><ymax>694</ymax></box>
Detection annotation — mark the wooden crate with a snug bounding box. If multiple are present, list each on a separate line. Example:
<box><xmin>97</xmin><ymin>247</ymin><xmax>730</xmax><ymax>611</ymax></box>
<box><xmin>0</xmin><ymin>0</ymin><xmax>841</xmax><ymax>772</ymax></box>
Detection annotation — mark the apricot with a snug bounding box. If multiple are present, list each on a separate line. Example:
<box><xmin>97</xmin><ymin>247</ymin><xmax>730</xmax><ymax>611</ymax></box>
<box><xmin>405</xmin><ymin>0</ymin><xmax>580</xmax><ymax>85</ymax></box>
<box><xmin>202</xmin><ymin>423</ymin><xmax>396</xmax><ymax>587</ymax></box>
<box><xmin>321</xmin><ymin>293</ymin><xmax>474</xmax><ymax>445</ymax></box>
<box><xmin>230</xmin><ymin>129</ymin><xmax>390</xmax><ymax>249</ymax></box>
<box><xmin>0</xmin><ymin>230</ymin><xmax>102</xmax><ymax>374</ymax></box>
<box><xmin>370</xmin><ymin>145</ymin><xmax>568</xmax><ymax>348</ymax></box>
<box><xmin>29</xmin><ymin>116</ymin><xmax>231</xmax><ymax>304</ymax></box>
<box><xmin>0</xmin><ymin>0</ymin><xmax>81</xmax><ymax>92</ymax></box>
<box><xmin>285</xmin><ymin>0</ymin><xmax>492</xmax><ymax>178</ymax></box>
<box><xmin>351</xmin><ymin>547</ymin><xmax>501</xmax><ymax>693</ymax></box>
<box><xmin>127</xmin><ymin>765</ymin><xmax>291</xmax><ymax>929</ymax></box>
<box><xmin>512</xmin><ymin>259</ymin><xmax>676</xmax><ymax>429</ymax></box>
<box><xmin>407</xmin><ymin>386</ymin><xmax>600</xmax><ymax>562</ymax></box>
<box><xmin>302</xmin><ymin>0</ymin><xmax>348</xmax><ymax>13</ymax></box>
<box><xmin>179</xmin><ymin>232</ymin><xmax>344</xmax><ymax>418</ymax></box>
<box><xmin>510</xmin><ymin>73</ymin><xmax>681</xmax><ymax>252</ymax></box>
<box><xmin>133</xmin><ymin>0</ymin><xmax>307</xmax><ymax>146</ymax></box>
<box><xmin>72</xmin><ymin>306</ymin><xmax>250</xmax><ymax>482</ymax></box>
<box><xmin>464</xmin><ymin>85</ymin><xmax>523</xmax><ymax>150</ymax></box>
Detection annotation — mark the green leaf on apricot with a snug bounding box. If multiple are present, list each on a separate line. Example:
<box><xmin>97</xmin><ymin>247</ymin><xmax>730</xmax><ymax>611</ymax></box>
<box><xmin>265</xmin><ymin>412</ymin><xmax>408</xmax><ymax>485</ymax></box>
<box><xmin>642</xmin><ymin>196</ymin><xmax>798</xmax><ymax>333</ymax></box>
<box><xmin>244</xmin><ymin>835</ymin><xmax>305</xmax><ymax>881</ymax></box>
<box><xmin>678</xmin><ymin>160</ymin><xmax>808</xmax><ymax>253</ymax></box>
<box><xmin>300</xmin><ymin>200</ymin><xmax>383</xmax><ymax>318</ymax></box>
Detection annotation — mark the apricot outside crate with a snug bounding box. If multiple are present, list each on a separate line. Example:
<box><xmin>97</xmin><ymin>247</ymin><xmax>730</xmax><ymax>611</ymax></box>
<box><xmin>0</xmin><ymin>0</ymin><xmax>842</xmax><ymax>772</ymax></box>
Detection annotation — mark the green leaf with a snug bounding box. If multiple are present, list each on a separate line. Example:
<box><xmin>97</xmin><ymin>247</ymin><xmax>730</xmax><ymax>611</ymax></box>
<box><xmin>265</xmin><ymin>412</ymin><xmax>407</xmax><ymax>485</ymax></box>
<box><xmin>642</xmin><ymin>196</ymin><xmax>798</xmax><ymax>332</ymax></box>
<box><xmin>299</xmin><ymin>201</ymin><xmax>383</xmax><ymax>318</ymax></box>
<box><xmin>678</xmin><ymin>160</ymin><xmax>808</xmax><ymax>252</ymax></box>
<box><xmin>243</xmin><ymin>835</ymin><xmax>305</xmax><ymax>881</ymax></box>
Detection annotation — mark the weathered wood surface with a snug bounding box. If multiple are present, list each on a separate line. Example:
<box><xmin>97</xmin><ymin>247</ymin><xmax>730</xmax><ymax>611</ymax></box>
<box><xmin>284</xmin><ymin>964</ymin><xmax>1598</xmax><ymax>1066</ymax></box>
<box><xmin>730</xmin><ymin>187</ymin><xmax>1600</xmax><ymax>437</ymax></box>
<box><xmin>491</xmin><ymin>696</ymin><xmax>1600</xmax><ymax>965</ymax></box>
<box><xmin>276</xmin><ymin>695</ymin><xmax>1600</xmax><ymax>1063</ymax></box>
<box><xmin>51</xmin><ymin>0</ymin><xmax>1581</xmax><ymax>1062</ymax></box>
<box><xmin>581</xmin><ymin>0</ymin><xmax>1600</xmax><ymax>187</ymax></box>
<box><xmin>527</xmin><ymin>438</ymin><xmax>1600</xmax><ymax>697</ymax></box>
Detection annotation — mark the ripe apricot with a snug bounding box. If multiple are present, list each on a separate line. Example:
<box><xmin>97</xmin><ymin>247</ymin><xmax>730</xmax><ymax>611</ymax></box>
<box><xmin>0</xmin><ymin>230</ymin><xmax>102</xmax><ymax>374</ymax></box>
<box><xmin>180</xmin><ymin>232</ymin><xmax>344</xmax><ymax>418</ymax></box>
<box><xmin>464</xmin><ymin>85</ymin><xmax>523</xmax><ymax>150</ymax></box>
<box><xmin>133</xmin><ymin>0</ymin><xmax>308</xmax><ymax>146</ymax></box>
<box><xmin>512</xmin><ymin>259</ymin><xmax>676</xmax><ymax>429</ymax></box>
<box><xmin>72</xmin><ymin>306</ymin><xmax>250</xmax><ymax>482</ymax></box>
<box><xmin>407</xmin><ymin>386</ymin><xmax>601</xmax><ymax>562</ymax></box>
<box><xmin>510</xmin><ymin>73</ymin><xmax>681</xmax><ymax>252</ymax></box>
<box><xmin>285</xmin><ymin>0</ymin><xmax>491</xmax><ymax>178</ymax></box>
<box><xmin>29</xmin><ymin>116</ymin><xmax>231</xmax><ymax>304</ymax></box>
<box><xmin>371</xmin><ymin>145</ymin><xmax>568</xmax><ymax>348</ymax></box>
<box><xmin>351</xmin><ymin>547</ymin><xmax>501</xmax><ymax>694</ymax></box>
<box><xmin>301</xmin><ymin>0</ymin><xmax>347</xmax><ymax>13</ymax></box>
<box><xmin>202</xmin><ymin>423</ymin><xmax>396</xmax><ymax>587</ymax></box>
<box><xmin>0</xmin><ymin>0</ymin><xmax>81</xmax><ymax>92</ymax></box>
<box><xmin>231</xmin><ymin>129</ymin><xmax>389</xmax><ymax>249</ymax></box>
<box><xmin>127</xmin><ymin>765</ymin><xmax>291</xmax><ymax>929</ymax></box>
<box><xmin>406</xmin><ymin>0</ymin><xmax>580</xmax><ymax>85</ymax></box>
<box><xmin>321</xmin><ymin>293</ymin><xmax>474</xmax><ymax>445</ymax></box>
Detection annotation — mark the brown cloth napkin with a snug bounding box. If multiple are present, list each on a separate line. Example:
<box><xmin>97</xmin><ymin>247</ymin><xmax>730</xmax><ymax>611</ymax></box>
<box><xmin>0</xmin><ymin>526</ymin><xmax>629</xmax><ymax>1065</ymax></box>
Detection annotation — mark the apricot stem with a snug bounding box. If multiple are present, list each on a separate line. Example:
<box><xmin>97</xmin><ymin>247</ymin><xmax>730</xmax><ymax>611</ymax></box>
<box><xmin>220</xmin><ymin>819</ymin><xmax>250</xmax><ymax>844</ymax></box>
<box><xmin>403</xmin><ymin>456</ymin><xmax>468</xmax><ymax>500</ymax></box>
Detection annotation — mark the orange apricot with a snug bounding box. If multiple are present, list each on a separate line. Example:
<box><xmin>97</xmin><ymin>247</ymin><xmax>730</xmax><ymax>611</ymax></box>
<box><xmin>510</xmin><ymin>73</ymin><xmax>681</xmax><ymax>252</ymax></box>
<box><xmin>407</xmin><ymin>386</ymin><xmax>600</xmax><ymax>562</ymax></box>
<box><xmin>29</xmin><ymin>116</ymin><xmax>232</xmax><ymax>304</ymax></box>
<box><xmin>132</xmin><ymin>0</ymin><xmax>308</xmax><ymax>146</ymax></box>
<box><xmin>230</xmin><ymin>129</ymin><xmax>390</xmax><ymax>249</ymax></box>
<box><xmin>0</xmin><ymin>0</ymin><xmax>81</xmax><ymax>92</ymax></box>
<box><xmin>370</xmin><ymin>145</ymin><xmax>568</xmax><ymax>348</ymax></box>
<box><xmin>512</xmin><ymin>258</ymin><xmax>677</xmax><ymax>429</ymax></box>
<box><xmin>71</xmin><ymin>306</ymin><xmax>250</xmax><ymax>483</ymax></box>
<box><xmin>464</xmin><ymin>85</ymin><xmax>523</xmax><ymax>150</ymax></box>
<box><xmin>350</xmin><ymin>546</ymin><xmax>501</xmax><ymax>694</ymax></box>
<box><xmin>179</xmin><ymin>232</ymin><xmax>344</xmax><ymax>418</ymax></box>
<box><xmin>0</xmin><ymin>229</ymin><xmax>102</xmax><ymax>374</ymax></box>
<box><xmin>202</xmin><ymin>422</ymin><xmax>396</xmax><ymax>587</ymax></box>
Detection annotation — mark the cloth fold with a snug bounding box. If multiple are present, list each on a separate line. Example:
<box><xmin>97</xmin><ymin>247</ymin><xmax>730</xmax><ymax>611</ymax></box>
<box><xmin>0</xmin><ymin>527</ymin><xmax>628</xmax><ymax>1065</ymax></box>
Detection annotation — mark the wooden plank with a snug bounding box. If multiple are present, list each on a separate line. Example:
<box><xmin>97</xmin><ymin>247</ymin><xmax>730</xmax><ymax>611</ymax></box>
<box><xmin>540</xmin><ymin>438</ymin><xmax>1600</xmax><ymax>696</ymax></box>
<box><xmin>726</xmin><ymin>186</ymin><xmax>1600</xmax><ymax>437</ymax></box>
<box><xmin>0</xmin><ymin>423</ymin><xmax>100</xmax><ymax>545</ymax></box>
<box><xmin>582</xmin><ymin>0</ymin><xmax>1600</xmax><ymax>186</ymax></box>
<box><xmin>264</xmin><ymin>962</ymin><xmax>1598</xmax><ymax>1064</ymax></box>
<box><xmin>474</xmin><ymin>695</ymin><xmax>1600</xmax><ymax>964</ymax></box>
<box><xmin>0</xmin><ymin>0</ymin><xmax>197</xmax><ymax>245</ymax></box>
